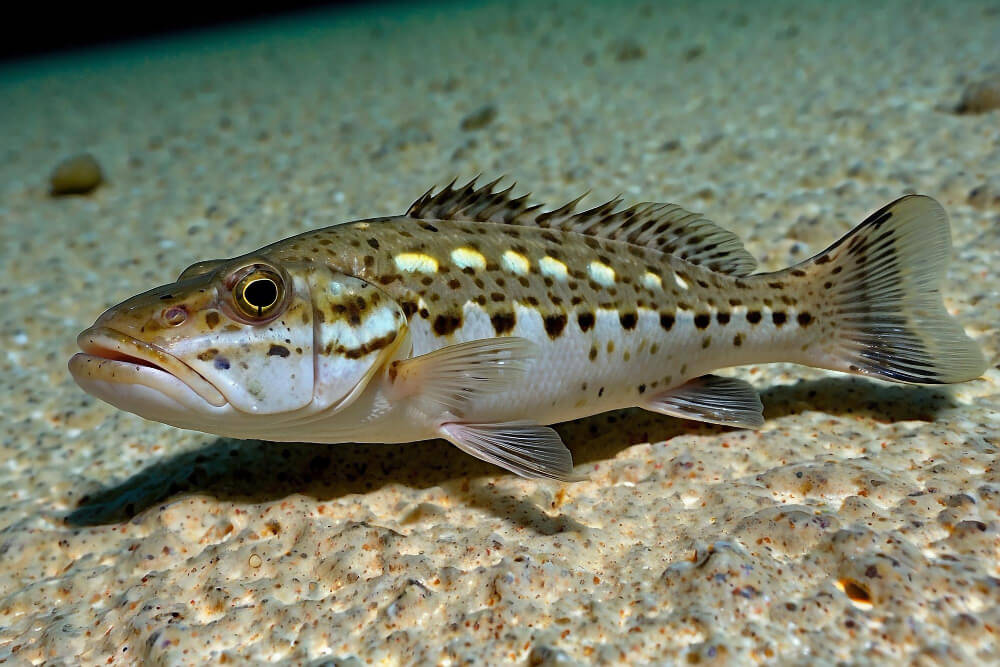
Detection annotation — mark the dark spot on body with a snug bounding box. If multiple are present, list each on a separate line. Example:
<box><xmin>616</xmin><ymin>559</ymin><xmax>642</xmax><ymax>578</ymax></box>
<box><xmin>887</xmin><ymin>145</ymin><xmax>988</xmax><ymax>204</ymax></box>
<box><xmin>214</xmin><ymin>356</ymin><xmax>230</xmax><ymax>370</ymax></box>
<box><xmin>797</xmin><ymin>312</ymin><xmax>812</xmax><ymax>326</ymax></box>
<box><xmin>544</xmin><ymin>314</ymin><xmax>568</xmax><ymax>339</ymax></box>
<box><xmin>733</xmin><ymin>333</ymin><xmax>743</xmax><ymax>346</ymax></box>
<box><xmin>638</xmin><ymin>384</ymin><xmax>646</xmax><ymax>394</ymax></box>
<box><xmin>268</xmin><ymin>344</ymin><xmax>290</xmax><ymax>357</ymax></box>
<box><xmin>491</xmin><ymin>292</ymin><xmax>505</xmax><ymax>302</ymax></box>
<box><xmin>589</xmin><ymin>345</ymin><xmax>598</xmax><ymax>361</ymax></box>
<box><xmin>491</xmin><ymin>312</ymin><xmax>516</xmax><ymax>334</ymax></box>
<box><xmin>433</xmin><ymin>313</ymin><xmax>462</xmax><ymax>336</ymax></box>
<box><xmin>197</xmin><ymin>348</ymin><xmax>218</xmax><ymax>361</ymax></box>
<box><xmin>577</xmin><ymin>312</ymin><xmax>595</xmax><ymax>332</ymax></box>
<box><xmin>205</xmin><ymin>311</ymin><xmax>220</xmax><ymax>328</ymax></box>
<box><xmin>772</xmin><ymin>311</ymin><xmax>787</xmax><ymax>326</ymax></box>
<box><xmin>619</xmin><ymin>312</ymin><xmax>637</xmax><ymax>330</ymax></box>
<box><xmin>367</xmin><ymin>238</ymin><xmax>380</xmax><ymax>249</ymax></box>
<box><xmin>747</xmin><ymin>310</ymin><xmax>762</xmax><ymax>324</ymax></box>
<box><xmin>660</xmin><ymin>313</ymin><xmax>675</xmax><ymax>331</ymax></box>
<box><xmin>694</xmin><ymin>313</ymin><xmax>710</xmax><ymax>329</ymax></box>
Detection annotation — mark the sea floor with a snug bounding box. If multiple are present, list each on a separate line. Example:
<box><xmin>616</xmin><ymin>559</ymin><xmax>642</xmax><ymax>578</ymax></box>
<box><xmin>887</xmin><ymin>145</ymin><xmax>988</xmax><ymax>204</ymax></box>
<box><xmin>1</xmin><ymin>0</ymin><xmax>998</xmax><ymax>663</ymax></box>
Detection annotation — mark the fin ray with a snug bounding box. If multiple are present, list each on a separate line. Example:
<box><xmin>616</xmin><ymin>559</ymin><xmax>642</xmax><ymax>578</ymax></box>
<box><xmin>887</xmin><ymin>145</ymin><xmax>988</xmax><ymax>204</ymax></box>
<box><xmin>800</xmin><ymin>195</ymin><xmax>986</xmax><ymax>384</ymax></box>
<box><xmin>641</xmin><ymin>375</ymin><xmax>764</xmax><ymax>428</ymax></box>
<box><xmin>388</xmin><ymin>337</ymin><xmax>535</xmax><ymax>416</ymax></box>
<box><xmin>440</xmin><ymin>421</ymin><xmax>581</xmax><ymax>481</ymax></box>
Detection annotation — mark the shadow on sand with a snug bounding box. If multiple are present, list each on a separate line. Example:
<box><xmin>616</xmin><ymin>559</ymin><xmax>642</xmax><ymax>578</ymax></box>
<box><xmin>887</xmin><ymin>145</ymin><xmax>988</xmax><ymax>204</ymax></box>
<box><xmin>66</xmin><ymin>376</ymin><xmax>955</xmax><ymax>527</ymax></box>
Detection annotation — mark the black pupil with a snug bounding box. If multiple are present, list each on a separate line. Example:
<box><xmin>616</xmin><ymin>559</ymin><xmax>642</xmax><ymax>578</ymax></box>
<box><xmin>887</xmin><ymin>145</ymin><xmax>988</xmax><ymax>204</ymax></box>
<box><xmin>244</xmin><ymin>277</ymin><xmax>277</xmax><ymax>312</ymax></box>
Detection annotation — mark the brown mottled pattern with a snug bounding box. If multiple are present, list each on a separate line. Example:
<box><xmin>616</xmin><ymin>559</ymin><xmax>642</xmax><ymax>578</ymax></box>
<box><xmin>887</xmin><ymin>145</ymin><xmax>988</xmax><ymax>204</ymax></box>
<box><xmin>259</xmin><ymin>216</ymin><xmax>826</xmax><ymax>355</ymax></box>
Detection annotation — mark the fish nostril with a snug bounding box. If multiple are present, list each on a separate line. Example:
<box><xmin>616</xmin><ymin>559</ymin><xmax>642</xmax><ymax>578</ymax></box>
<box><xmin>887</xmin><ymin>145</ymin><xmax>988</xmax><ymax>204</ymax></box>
<box><xmin>163</xmin><ymin>306</ymin><xmax>187</xmax><ymax>326</ymax></box>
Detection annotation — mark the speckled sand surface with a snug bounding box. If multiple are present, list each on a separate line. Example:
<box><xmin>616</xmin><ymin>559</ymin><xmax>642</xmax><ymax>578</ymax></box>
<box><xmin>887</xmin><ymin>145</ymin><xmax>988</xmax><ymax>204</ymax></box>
<box><xmin>1</xmin><ymin>1</ymin><xmax>999</xmax><ymax>664</ymax></box>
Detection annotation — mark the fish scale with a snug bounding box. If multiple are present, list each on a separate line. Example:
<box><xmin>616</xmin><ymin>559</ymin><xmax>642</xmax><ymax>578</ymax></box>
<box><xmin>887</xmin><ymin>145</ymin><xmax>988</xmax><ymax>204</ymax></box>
<box><xmin>264</xmin><ymin>218</ymin><xmax>812</xmax><ymax>425</ymax></box>
<box><xmin>70</xmin><ymin>179</ymin><xmax>986</xmax><ymax>480</ymax></box>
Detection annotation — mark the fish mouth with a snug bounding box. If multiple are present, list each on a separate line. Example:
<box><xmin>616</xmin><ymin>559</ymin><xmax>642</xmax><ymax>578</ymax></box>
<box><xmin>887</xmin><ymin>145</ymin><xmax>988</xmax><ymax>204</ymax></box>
<box><xmin>69</xmin><ymin>326</ymin><xmax>227</xmax><ymax>407</ymax></box>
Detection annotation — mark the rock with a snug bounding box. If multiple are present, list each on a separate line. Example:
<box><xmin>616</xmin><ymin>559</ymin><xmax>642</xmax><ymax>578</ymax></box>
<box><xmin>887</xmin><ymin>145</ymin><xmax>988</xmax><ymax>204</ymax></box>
<box><xmin>955</xmin><ymin>73</ymin><xmax>1000</xmax><ymax>114</ymax></box>
<box><xmin>49</xmin><ymin>153</ymin><xmax>104</xmax><ymax>195</ymax></box>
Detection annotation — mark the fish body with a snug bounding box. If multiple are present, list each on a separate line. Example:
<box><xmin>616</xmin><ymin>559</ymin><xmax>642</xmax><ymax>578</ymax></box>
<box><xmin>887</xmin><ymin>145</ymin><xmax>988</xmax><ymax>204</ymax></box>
<box><xmin>70</xmin><ymin>180</ymin><xmax>986</xmax><ymax>479</ymax></box>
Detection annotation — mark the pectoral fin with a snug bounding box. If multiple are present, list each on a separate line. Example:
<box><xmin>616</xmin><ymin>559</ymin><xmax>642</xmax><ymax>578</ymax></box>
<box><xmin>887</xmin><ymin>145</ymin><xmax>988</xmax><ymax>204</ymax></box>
<box><xmin>440</xmin><ymin>421</ymin><xmax>582</xmax><ymax>481</ymax></box>
<box><xmin>641</xmin><ymin>374</ymin><xmax>764</xmax><ymax>428</ymax></box>
<box><xmin>387</xmin><ymin>337</ymin><xmax>534</xmax><ymax>416</ymax></box>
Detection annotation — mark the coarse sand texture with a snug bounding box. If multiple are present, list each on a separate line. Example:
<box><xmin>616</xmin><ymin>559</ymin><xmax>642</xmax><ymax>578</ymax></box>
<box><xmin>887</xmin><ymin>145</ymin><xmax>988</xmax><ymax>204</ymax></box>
<box><xmin>1</xmin><ymin>1</ymin><xmax>998</xmax><ymax>664</ymax></box>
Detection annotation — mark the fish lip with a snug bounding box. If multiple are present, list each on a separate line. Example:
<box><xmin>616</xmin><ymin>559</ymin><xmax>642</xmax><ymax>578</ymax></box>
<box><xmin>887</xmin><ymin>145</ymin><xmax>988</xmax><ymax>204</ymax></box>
<box><xmin>72</xmin><ymin>326</ymin><xmax>228</xmax><ymax>407</ymax></box>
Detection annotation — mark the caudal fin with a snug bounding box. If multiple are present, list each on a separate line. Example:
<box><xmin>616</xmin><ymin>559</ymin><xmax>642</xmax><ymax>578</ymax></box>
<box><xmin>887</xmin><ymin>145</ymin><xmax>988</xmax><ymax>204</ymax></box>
<box><xmin>804</xmin><ymin>195</ymin><xmax>985</xmax><ymax>384</ymax></box>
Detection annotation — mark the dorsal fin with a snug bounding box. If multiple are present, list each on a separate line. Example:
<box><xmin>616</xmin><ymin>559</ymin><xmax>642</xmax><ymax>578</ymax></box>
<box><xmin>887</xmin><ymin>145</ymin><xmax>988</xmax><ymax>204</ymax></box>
<box><xmin>406</xmin><ymin>177</ymin><xmax>757</xmax><ymax>276</ymax></box>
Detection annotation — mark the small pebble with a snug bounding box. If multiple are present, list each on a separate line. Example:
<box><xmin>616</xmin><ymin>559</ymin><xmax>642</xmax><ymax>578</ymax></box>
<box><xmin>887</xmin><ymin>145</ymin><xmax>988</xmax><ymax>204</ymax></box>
<box><xmin>611</xmin><ymin>38</ymin><xmax>645</xmax><ymax>62</ymax></box>
<box><xmin>968</xmin><ymin>184</ymin><xmax>998</xmax><ymax>209</ymax></box>
<box><xmin>683</xmin><ymin>45</ymin><xmax>705</xmax><ymax>62</ymax></box>
<box><xmin>460</xmin><ymin>104</ymin><xmax>497</xmax><ymax>131</ymax></box>
<box><xmin>955</xmin><ymin>73</ymin><xmax>1000</xmax><ymax>114</ymax></box>
<box><xmin>49</xmin><ymin>153</ymin><xmax>104</xmax><ymax>196</ymax></box>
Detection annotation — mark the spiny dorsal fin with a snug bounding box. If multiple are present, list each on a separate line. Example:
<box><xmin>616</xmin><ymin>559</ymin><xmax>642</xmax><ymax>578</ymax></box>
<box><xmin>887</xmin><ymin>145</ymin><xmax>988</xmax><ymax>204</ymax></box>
<box><xmin>406</xmin><ymin>177</ymin><xmax>757</xmax><ymax>276</ymax></box>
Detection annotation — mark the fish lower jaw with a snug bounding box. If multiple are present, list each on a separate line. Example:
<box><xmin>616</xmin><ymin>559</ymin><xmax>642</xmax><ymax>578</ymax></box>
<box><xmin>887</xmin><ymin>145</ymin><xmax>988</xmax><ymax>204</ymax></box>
<box><xmin>71</xmin><ymin>327</ymin><xmax>227</xmax><ymax>408</ymax></box>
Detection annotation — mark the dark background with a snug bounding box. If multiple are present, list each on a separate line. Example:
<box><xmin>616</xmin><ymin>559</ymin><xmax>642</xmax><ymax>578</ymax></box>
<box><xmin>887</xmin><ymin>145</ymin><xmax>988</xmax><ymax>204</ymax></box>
<box><xmin>0</xmin><ymin>1</ymin><xmax>379</xmax><ymax>62</ymax></box>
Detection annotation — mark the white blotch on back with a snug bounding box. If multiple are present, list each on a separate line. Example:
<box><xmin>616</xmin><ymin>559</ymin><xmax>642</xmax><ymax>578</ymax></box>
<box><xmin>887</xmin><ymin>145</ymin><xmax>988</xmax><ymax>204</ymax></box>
<box><xmin>450</xmin><ymin>247</ymin><xmax>487</xmax><ymax>271</ymax></box>
<box><xmin>395</xmin><ymin>252</ymin><xmax>439</xmax><ymax>274</ymax></box>
<box><xmin>642</xmin><ymin>271</ymin><xmax>662</xmax><ymax>290</ymax></box>
<box><xmin>539</xmin><ymin>256</ymin><xmax>568</xmax><ymax>280</ymax></box>
<box><xmin>502</xmin><ymin>250</ymin><xmax>530</xmax><ymax>275</ymax></box>
<box><xmin>674</xmin><ymin>273</ymin><xmax>689</xmax><ymax>290</ymax></box>
<box><xmin>588</xmin><ymin>261</ymin><xmax>616</xmax><ymax>287</ymax></box>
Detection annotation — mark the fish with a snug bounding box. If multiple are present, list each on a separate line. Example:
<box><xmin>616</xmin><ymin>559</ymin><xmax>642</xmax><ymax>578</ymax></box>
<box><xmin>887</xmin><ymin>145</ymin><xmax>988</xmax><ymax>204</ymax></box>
<box><xmin>69</xmin><ymin>178</ymin><xmax>986</xmax><ymax>480</ymax></box>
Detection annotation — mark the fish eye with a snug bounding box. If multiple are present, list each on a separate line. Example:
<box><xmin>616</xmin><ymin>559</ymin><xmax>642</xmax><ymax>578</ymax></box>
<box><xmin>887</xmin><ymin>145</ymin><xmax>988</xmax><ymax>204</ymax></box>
<box><xmin>232</xmin><ymin>268</ymin><xmax>283</xmax><ymax>319</ymax></box>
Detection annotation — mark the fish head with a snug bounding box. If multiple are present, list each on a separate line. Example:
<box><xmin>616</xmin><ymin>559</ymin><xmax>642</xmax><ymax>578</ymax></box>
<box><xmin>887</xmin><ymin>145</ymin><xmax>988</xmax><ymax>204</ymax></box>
<box><xmin>69</xmin><ymin>256</ymin><xmax>406</xmax><ymax>431</ymax></box>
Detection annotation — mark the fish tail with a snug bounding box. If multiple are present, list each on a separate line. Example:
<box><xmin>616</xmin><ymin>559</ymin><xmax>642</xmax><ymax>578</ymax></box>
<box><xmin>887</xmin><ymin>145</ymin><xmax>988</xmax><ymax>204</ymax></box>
<box><xmin>796</xmin><ymin>194</ymin><xmax>985</xmax><ymax>384</ymax></box>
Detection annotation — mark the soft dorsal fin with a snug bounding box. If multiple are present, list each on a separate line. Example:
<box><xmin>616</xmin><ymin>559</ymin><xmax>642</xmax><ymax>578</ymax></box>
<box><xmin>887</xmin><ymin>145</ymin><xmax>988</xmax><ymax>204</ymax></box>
<box><xmin>406</xmin><ymin>177</ymin><xmax>757</xmax><ymax>276</ymax></box>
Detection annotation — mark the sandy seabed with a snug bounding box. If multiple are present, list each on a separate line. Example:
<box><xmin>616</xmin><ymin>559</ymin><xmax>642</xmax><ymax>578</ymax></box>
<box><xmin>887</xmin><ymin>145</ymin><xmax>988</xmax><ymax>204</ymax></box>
<box><xmin>1</xmin><ymin>1</ymin><xmax>998</xmax><ymax>664</ymax></box>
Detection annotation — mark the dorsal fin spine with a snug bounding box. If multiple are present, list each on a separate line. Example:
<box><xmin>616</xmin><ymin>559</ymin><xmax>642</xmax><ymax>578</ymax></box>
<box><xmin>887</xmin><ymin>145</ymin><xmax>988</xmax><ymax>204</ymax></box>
<box><xmin>404</xmin><ymin>177</ymin><xmax>758</xmax><ymax>276</ymax></box>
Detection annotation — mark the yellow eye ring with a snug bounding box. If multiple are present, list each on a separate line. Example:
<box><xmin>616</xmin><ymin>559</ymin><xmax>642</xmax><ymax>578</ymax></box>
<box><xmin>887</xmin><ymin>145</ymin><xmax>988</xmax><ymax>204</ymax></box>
<box><xmin>233</xmin><ymin>268</ymin><xmax>283</xmax><ymax>319</ymax></box>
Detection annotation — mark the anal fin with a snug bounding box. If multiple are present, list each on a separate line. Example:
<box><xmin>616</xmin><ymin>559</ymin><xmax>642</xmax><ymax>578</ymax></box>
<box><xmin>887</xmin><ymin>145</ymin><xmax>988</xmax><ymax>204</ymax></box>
<box><xmin>440</xmin><ymin>421</ymin><xmax>583</xmax><ymax>481</ymax></box>
<box><xmin>641</xmin><ymin>374</ymin><xmax>764</xmax><ymax>429</ymax></box>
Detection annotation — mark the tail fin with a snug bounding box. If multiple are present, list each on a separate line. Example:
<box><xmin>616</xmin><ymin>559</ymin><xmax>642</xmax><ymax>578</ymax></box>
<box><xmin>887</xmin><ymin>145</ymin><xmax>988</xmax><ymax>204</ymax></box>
<box><xmin>803</xmin><ymin>195</ymin><xmax>985</xmax><ymax>384</ymax></box>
